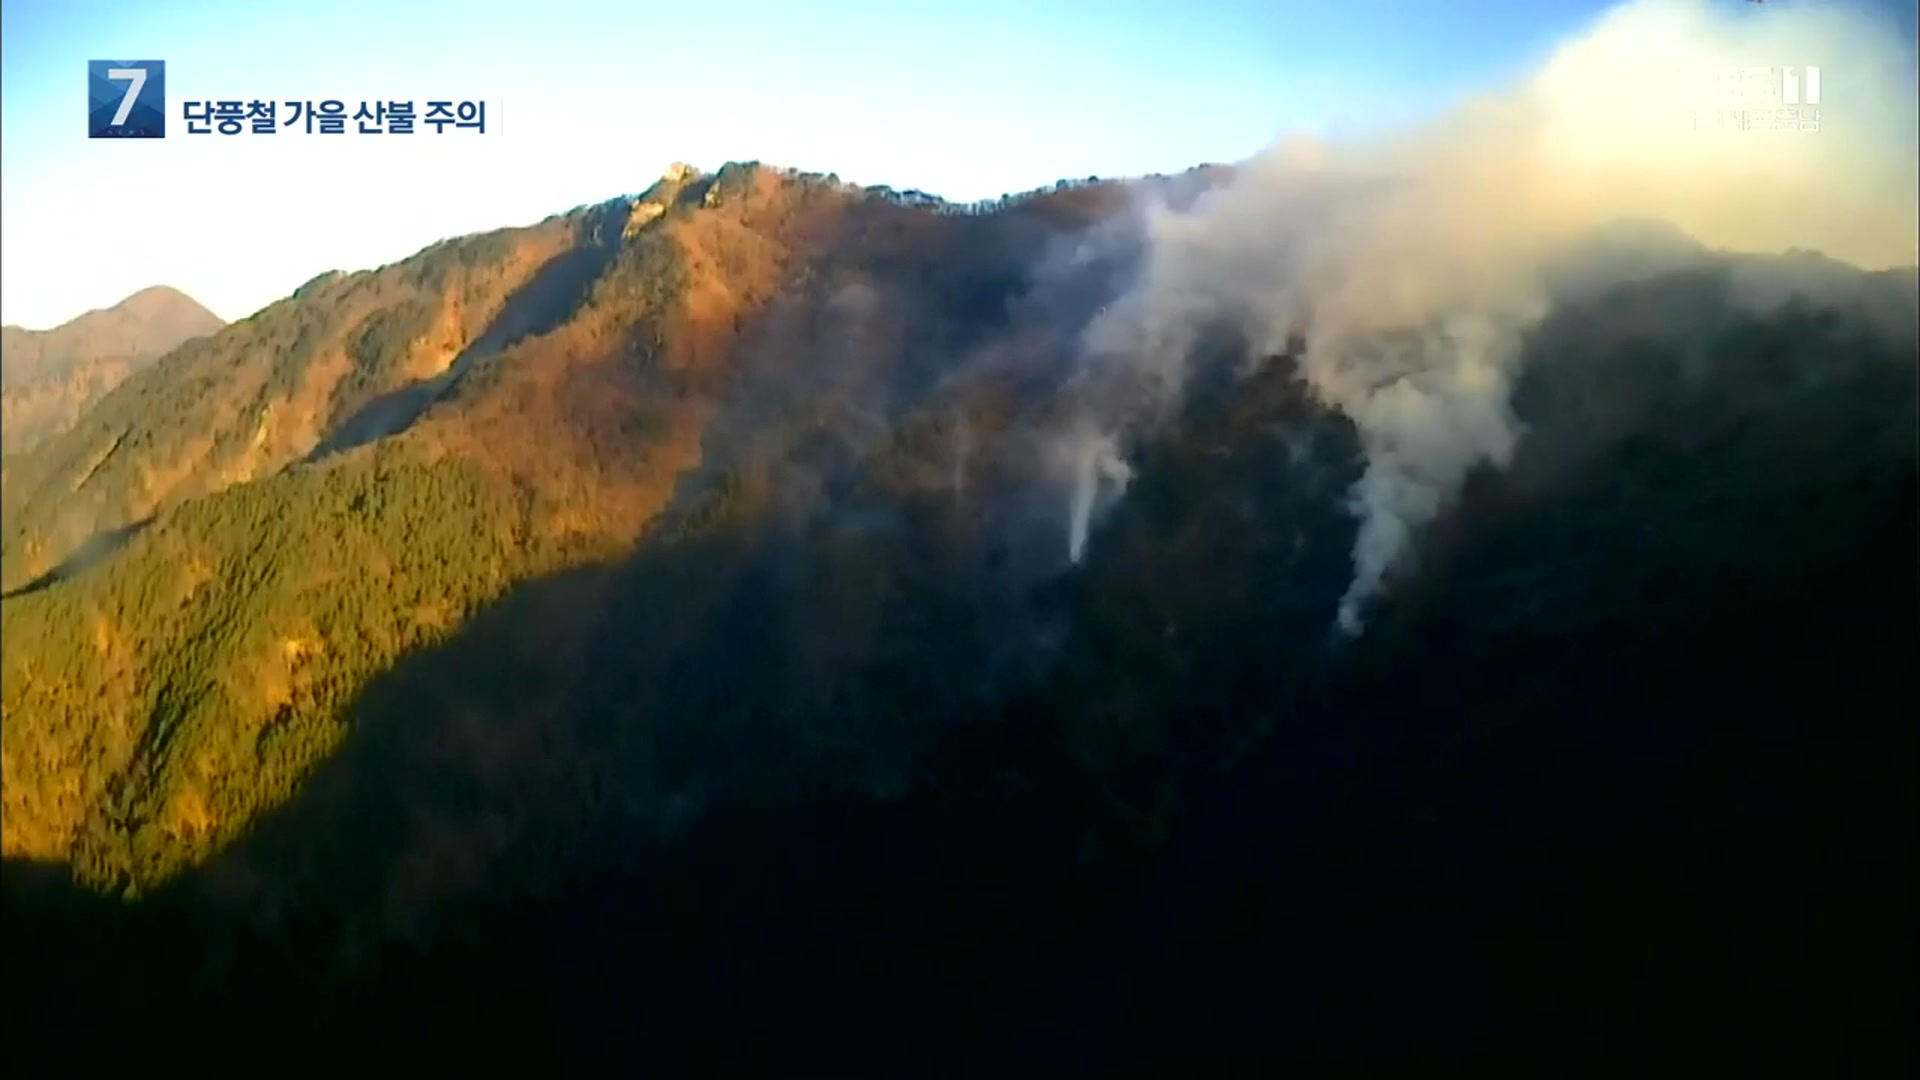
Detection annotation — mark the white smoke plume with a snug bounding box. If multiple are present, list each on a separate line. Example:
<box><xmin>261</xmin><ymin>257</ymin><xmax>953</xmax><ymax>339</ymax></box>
<box><xmin>1071</xmin><ymin>0</ymin><xmax>1919</xmax><ymax>634</ymax></box>
<box><xmin>1055</xmin><ymin>421</ymin><xmax>1134</xmax><ymax>564</ymax></box>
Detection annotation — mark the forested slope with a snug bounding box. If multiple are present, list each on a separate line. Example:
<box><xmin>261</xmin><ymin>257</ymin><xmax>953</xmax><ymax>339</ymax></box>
<box><xmin>2</xmin><ymin>160</ymin><xmax>1913</xmax><ymax>1075</ymax></box>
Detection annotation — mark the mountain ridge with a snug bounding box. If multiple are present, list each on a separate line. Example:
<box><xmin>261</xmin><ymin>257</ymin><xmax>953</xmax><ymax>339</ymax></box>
<box><xmin>1</xmin><ymin>284</ymin><xmax>222</xmax><ymax>379</ymax></box>
<box><xmin>0</xmin><ymin>160</ymin><xmax>1143</xmax><ymax>875</ymax></box>
<box><xmin>0</xmin><ymin>162</ymin><xmax>1136</xmax><ymax>593</ymax></box>
<box><xmin>1</xmin><ymin>285</ymin><xmax>225</xmax><ymax>457</ymax></box>
<box><xmin>2</xmin><ymin>158</ymin><xmax>1912</xmax><ymax>878</ymax></box>
<box><xmin>0</xmin><ymin>156</ymin><xmax>1913</xmax><ymax>1073</ymax></box>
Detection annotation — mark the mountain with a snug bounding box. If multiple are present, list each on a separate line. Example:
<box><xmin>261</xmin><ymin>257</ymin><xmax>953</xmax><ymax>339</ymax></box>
<box><xmin>2</xmin><ymin>161</ymin><xmax>1914</xmax><ymax>1075</ymax></box>
<box><xmin>0</xmin><ymin>286</ymin><xmax>224</xmax><ymax>456</ymax></box>
<box><xmin>0</xmin><ymin>163</ymin><xmax>1133</xmax><ymax>870</ymax></box>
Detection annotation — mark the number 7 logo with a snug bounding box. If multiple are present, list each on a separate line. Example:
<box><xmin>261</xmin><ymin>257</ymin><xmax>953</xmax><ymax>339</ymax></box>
<box><xmin>107</xmin><ymin>67</ymin><xmax>147</xmax><ymax>126</ymax></box>
<box><xmin>88</xmin><ymin>60</ymin><xmax>166</xmax><ymax>138</ymax></box>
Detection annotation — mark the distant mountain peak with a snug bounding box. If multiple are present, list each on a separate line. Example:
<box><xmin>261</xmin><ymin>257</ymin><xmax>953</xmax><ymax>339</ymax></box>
<box><xmin>6</xmin><ymin>285</ymin><xmax>220</xmax><ymax>338</ymax></box>
<box><xmin>121</xmin><ymin>283</ymin><xmax>202</xmax><ymax>306</ymax></box>
<box><xmin>1</xmin><ymin>285</ymin><xmax>225</xmax><ymax>452</ymax></box>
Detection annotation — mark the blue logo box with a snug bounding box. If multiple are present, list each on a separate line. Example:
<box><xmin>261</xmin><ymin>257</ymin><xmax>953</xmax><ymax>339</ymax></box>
<box><xmin>88</xmin><ymin>60</ymin><xmax>166</xmax><ymax>138</ymax></box>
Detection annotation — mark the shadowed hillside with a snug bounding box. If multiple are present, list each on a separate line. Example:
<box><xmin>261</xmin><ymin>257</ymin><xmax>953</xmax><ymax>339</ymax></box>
<box><xmin>1</xmin><ymin>286</ymin><xmax>224</xmax><ymax>456</ymax></box>
<box><xmin>1</xmin><ymin>161</ymin><xmax>1914</xmax><ymax>1075</ymax></box>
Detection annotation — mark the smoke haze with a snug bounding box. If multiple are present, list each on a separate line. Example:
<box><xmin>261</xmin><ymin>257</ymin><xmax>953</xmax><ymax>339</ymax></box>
<box><xmin>1064</xmin><ymin>0</ymin><xmax>1919</xmax><ymax>633</ymax></box>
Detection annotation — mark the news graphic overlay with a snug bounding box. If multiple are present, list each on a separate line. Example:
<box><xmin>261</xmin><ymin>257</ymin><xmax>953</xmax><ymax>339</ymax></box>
<box><xmin>178</xmin><ymin>99</ymin><xmax>491</xmax><ymax>135</ymax></box>
<box><xmin>88</xmin><ymin>60</ymin><xmax>167</xmax><ymax>138</ymax></box>
<box><xmin>1680</xmin><ymin>65</ymin><xmax>1822</xmax><ymax>133</ymax></box>
<box><xmin>87</xmin><ymin>60</ymin><xmax>498</xmax><ymax>140</ymax></box>
<box><xmin>1630</xmin><ymin>63</ymin><xmax>1826</xmax><ymax>135</ymax></box>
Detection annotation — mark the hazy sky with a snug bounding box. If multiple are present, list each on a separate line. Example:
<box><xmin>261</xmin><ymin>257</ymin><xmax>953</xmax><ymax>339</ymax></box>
<box><xmin>0</xmin><ymin>0</ymin><xmax>1881</xmax><ymax>329</ymax></box>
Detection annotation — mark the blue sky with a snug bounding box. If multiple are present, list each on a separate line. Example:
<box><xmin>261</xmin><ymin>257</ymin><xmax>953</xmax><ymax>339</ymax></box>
<box><xmin>0</xmin><ymin>0</ymin><xmax>1689</xmax><ymax>328</ymax></box>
